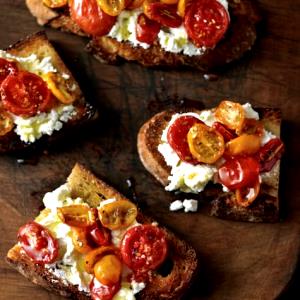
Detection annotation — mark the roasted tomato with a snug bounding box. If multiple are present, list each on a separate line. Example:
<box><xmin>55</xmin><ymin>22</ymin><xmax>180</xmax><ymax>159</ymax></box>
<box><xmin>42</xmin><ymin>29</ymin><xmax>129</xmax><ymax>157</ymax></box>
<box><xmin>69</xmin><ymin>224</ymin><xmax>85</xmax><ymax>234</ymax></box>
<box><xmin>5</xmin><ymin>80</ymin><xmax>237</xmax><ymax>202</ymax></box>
<box><xmin>184</xmin><ymin>0</ymin><xmax>229</xmax><ymax>48</ymax></box>
<box><xmin>120</xmin><ymin>224</ymin><xmax>167</xmax><ymax>271</ymax></box>
<box><xmin>0</xmin><ymin>71</ymin><xmax>51</xmax><ymax>117</ymax></box>
<box><xmin>167</xmin><ymin>115</ymin><xmax>202</xmax><ymax>163</ymax></box>
<box><xmin>237</xmin><ymin>118</ymin><xmax>264</xmax><ymax>136</ymax></box>
<box><xmin>218</xmin><ymin>156</ymin><xmax>260</xmax><ymax>190</ymax></box>
<box><xmin>127</xmin><ymin>0</ymin><xmax>144</xmax><ymax>9</ymax></box>
<box><xmin>71</xmin><ymin>226</ymin><xmax>94</xmax><ymax>254</ymax></box>
<box><xmin>98</xmin><ymin>200</ymin><xmax>137</xmax><ymax>230</ymax></box>
<box><xmin>90</xmin><ymin>277</ymin><xmax>120</xmax><ymax>300</ymax></box>
<box><xmin>89</xmin><ymin>223</ymin><xmax>111</xmax><ymax>246</ymax></box>
<box><xmin>0</xmin><ymin>58</ymin><xmax>18</xmax><ymax>85</ymax></box>
<box><xmin>177</xmin><ymin>0</ymin><xmax>192</xmax><ymax>17</ymax></box>
<box><xmin>225</xmin><ymin>134</ymin><xmax>261</xmax><ymax>156</ymax></box>
<box><xmin>235</xmin><ymin>180</ymin><xmax>260</xmax><ymax>207</ymax></box>
<box><xmin>212</xmin><ymin>122</ymin><xmax>236</xmax><ymax>142</ymax></box>
<box><xmin>144</xmin><ymin>2</ymin><xmax>182</xmax><ymax>28</ymax></box>
<box><xmin>215</xmin><ymin>101</ymin><xmax>245</xmax><ymax>131</ymax></box>
<box><xmin>161</xmin><ymin>0</ymin><xmax>178</xmax><ymax>4</ymax></box>
<box><xmin>136</xmin><ymin>13</ymin><xmax>160</xmax><ymax>44</ymax></box>
<box><xmin>96</xmin><ymin>0</ymin><xmax>126</xmax><ymax>16</ymax></box>
<box><xmin>70</xmin><ymin>0</ymin><xmax>116</xmax><ymax>36</ymax></box>
<box><xmin>0</xmin><ymin>110</ymin><xmax>14</xmax><ymax>136</ymax></box>
<box><xmin>18</xmin><ymin>221</ymin><xmax>58</xmax><ymax>264</ymax></box>
<box><xmin>187</xmin><ymin>123</ymin><xmax>225</xmax><ymax>164</ymax></box>
<box><xmin>256</xmin><ymin>138</ymin><xmax>284</xmax><ymax>172</ymax></box>
<box><xmin>42</xmin><ymin>0</ymin><xmax>67</xmax><ymax>8</ymax></box>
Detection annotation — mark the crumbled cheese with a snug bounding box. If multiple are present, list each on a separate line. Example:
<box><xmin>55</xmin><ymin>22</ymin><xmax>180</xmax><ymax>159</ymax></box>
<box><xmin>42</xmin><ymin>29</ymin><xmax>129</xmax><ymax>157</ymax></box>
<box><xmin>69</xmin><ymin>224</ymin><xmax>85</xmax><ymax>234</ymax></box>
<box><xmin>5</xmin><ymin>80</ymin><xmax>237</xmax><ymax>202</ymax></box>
<box><xmin>169</xmin><ymin>200</ymin><xmax>184</xmax><ymax>211</ymax></box>
<box><xmin>242</xmin><ymin>103</ymin><xmax>259</xmax><ymax>120</ymax></box>
<box><xmin>261</xmin><ymin>129</ymin><xmax>277</xmax><ymax>145</ymax></box>
<box><xmin>183</xmin><ymin>199</ymin><xmax>198</xmax><ymax>212</ymax></box>
<box><xmin>131</xmin><ymin>280</ymin><xmax>146</xmax><ymax>294</ymax></box>
<box><xmin>198</xmin><ymin>110</ymin><xmax>217</xmax><ymax>126</ymax></box>
<box><xmin>113</xmin><ymin>283</ymin><xmax>136</xmax><ymax>300</ymax></box>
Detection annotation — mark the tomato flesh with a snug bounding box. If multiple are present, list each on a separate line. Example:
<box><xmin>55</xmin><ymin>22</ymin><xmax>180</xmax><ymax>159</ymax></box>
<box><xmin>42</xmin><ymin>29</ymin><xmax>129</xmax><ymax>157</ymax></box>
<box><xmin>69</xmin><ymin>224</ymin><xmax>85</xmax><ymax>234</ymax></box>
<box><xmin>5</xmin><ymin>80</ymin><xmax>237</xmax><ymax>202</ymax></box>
<box><xmin>89</xmin><ymin>223</ymin><xmax>111</xmax><ymax>246</ymax></box>
<box><xmin>90</xmin><ymin>277</ymin><xmax>120</xmax><ymax>300</ymax></box>
<box><xmin>136</xmin><ymin>13</ymin><xmax>160</xmax><ymax>44</ymax></box>
<box><xmin>121</xmin><ymin>224</ymin><xmax>167</xmax><ymax>271</ymax></box>
<box><xmin>0</xmin><ymin>58</ymin><xmax>18</xmax><ymax>85</ymax></box>
<box><xmin>212</xmin><ymin>122</ymin><xmax>236</xmax><ymax>142</ymax></box>
<box><xmin>18</xmin><ymin>221</ymin><xmax>58</xmax><ymax>264</ymax></box>
<box><xmin>184</xmin><ymin>0</ymin><xmax>229</xmax><ymax>48</ymax></box>
<box><xmin>235</xmin><ymin>180</ymin><xmax>260</xmax><ymax>207</ymax></box>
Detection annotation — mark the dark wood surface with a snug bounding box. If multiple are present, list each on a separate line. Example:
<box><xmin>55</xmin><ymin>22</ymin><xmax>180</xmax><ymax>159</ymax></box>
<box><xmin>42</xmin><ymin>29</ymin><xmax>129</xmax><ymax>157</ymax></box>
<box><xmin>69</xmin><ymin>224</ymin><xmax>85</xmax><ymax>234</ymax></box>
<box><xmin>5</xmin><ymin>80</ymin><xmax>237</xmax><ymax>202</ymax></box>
<box><xmin>0</xmin><ymin>1</ymin><xmax>299</xmax><ymax>299</ymax></box>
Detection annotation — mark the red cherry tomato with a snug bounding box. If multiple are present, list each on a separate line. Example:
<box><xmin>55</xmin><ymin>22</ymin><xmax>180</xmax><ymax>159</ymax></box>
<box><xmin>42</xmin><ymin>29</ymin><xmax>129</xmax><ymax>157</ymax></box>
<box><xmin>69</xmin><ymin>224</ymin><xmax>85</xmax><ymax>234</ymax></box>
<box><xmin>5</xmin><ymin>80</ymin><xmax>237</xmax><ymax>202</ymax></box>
<box><xmin>90</xmin><ymin>277</ymin><xmax>120</xmax><ymax>300</ymax></box>
<box><xmin>120</xmin><ymin>225</ymin><xmax>167</xmax><ymax>271</ymax></box>
<box><xmin>17</xmin><ymin>221</ymin><xmax>58</xmax><ymax>264</ymax></box>
<box><xmin>0</xmin><ymin>71</ymin><xmax>51</xmax><ymax>117</ymax></box>
<box><xmin>256</xmin><ymin>138</ymin><xmax>284</xmax><ymax>172</ymax></box>
<box><xmin>89</xmin><ymin>223</ymin><xmax>111</xmax><ymax>246</ymax></box>
<box><xmin>136</xmin><ymin>13</ymin><xmax>160</xmax><ymax>44</ymax></box>
<box><xmin>184</xmin><ymin>0</ymin><xmax>229</xmax><ymax>48</ymax></box>
<box><xmin>144</xmin><ymin>3</ymin><xmax>182</xmax><ymax>28</ymax></box>
<box><xmin>69</xmin><ymin>0</ymin><xmax>116</xmax><ymax>36</ymax></box>
<box><xmin>212</xmin><ymin>122</ymin><xmax>236</xmax><ymax>142</ymax></box>
<box><xmin>218</xmin><ymin>156</ymin><xmax>260</xmax><ymax>190</ymax></box>
<box><xmin>0</xmin><ymin>58</ymin><xmax>18</xmax><ymax>85</ymax></box>
<box><xmin>167</xmin><ymin>115</ymin><xmax>202</xmax><ymax>163</ymax></box>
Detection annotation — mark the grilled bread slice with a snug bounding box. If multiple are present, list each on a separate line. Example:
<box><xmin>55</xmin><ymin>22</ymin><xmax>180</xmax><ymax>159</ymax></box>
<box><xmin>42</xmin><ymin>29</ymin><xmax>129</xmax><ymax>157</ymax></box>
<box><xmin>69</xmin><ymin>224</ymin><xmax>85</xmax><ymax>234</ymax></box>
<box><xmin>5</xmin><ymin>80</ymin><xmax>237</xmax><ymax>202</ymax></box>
<box><xmin>26</xmin><ymin>0</ymin><xmax>261</xmax><ymax>71</ymax></box>
<box><xmin>137</xmin><ymin>107</ymin><xmax>282</xmax><ymax>222</ymax></box>
<box><xmin>0</xmin><ymin>32</ymin><xmax>97</xmax><ymax>153</ymax></box>
<box><xmin>6</xmin><ymin>163</ymin><xmax>198</xmax><ymax>299</ymax></box>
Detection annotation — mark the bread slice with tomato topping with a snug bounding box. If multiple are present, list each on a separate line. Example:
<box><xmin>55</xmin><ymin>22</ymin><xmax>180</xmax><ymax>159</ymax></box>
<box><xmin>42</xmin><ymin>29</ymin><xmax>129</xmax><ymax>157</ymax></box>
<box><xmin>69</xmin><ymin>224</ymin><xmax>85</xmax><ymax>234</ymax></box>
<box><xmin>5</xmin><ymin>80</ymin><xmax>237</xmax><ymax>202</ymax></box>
<box><xmin>137</xmin><ymin>102</ymin><xmax>283</xmax><ymax>222</ymax></box>
<box><xmin>0</xmin><ymin>31</ymin><xmax>97</xmax><ymax>153</ymax></box>
<box><xmin>26</xmin><ymin>0</ymin><xmax>261</xmax><ymax>71</ymax></box>
<box><xmin>6</xmin><ymin>163</ymin><xmax>198</xmax><ymax>300</ymax></box>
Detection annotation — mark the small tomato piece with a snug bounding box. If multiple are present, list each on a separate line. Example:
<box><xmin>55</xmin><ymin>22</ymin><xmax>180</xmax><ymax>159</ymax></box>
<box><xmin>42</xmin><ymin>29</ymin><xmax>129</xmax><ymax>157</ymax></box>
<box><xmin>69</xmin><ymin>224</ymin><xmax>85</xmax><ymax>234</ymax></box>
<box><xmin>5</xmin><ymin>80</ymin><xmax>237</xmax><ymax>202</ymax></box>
<box><xmin>136</xmin><ymin>13</ymin><xmax>160</xmax><ymax>44</ymax></box>
<box><xmin>127</xmin><ymin>0</ymin><xmax>145</xmax><ymax>9</ymax></box>
<box><xmin>0</xmin><ymin>110</ymin><xmax>14</xmax><ymax>136</ymax></box>
<box><xmin>212</xmin><ymin>122</ymin><xmax>236</xmax><ymax>142</ymax></box>
<box><xmin>177</xmin><ymin>0</ymin><xmax>192</xmax><ymax>17</ymax></box>
<box><xmin>90</xmin><ymin>277</ymin><xmax>120</xmax><ymax>300</ymax></box>
<box><xmin>71</xmin><ymin>227</ymin><xmax>94</xmax><ymax>254</ymax></box>
<box><xmin>96</xmin><ymin>0</ymin><xmax>126</xmax><ymax>16</ymax></box>
<box><xmin>161</xmin><ymin>0</ymin><xmax>178</xmax><ymax>4</ymax></box>
<box><xmin>89</xmin><ymin>224</ymin><xmax>111</xmax><ymax>246</ymax></box>
<box><xmin>0</xmin><ymin>58</ymin><xmax>18</xmax><ymax>85</ymax></box>
<box><xmin>235</xmin><ymin>180</ymin><xmax>260</xmax><ymax>207</ymax></box>
<box><xmin>226</xmin><ymin>134</ymin><xmax>261</xmax><ymax>156</ymax></box>
<box><xmin>237</xmin><ymin>118</ymin><xmax>264</xmax><ymax>136</ymax></box>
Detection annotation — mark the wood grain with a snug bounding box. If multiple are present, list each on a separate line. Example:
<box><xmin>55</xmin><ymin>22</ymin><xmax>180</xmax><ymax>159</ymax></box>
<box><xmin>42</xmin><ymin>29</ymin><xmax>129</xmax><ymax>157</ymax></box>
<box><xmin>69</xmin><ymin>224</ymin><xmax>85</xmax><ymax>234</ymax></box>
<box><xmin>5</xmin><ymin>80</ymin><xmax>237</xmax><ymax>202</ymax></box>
<box><xmin>0</xmin><ymin>0</ymin><xmax>299</xmax><ymax>299</ymax></box>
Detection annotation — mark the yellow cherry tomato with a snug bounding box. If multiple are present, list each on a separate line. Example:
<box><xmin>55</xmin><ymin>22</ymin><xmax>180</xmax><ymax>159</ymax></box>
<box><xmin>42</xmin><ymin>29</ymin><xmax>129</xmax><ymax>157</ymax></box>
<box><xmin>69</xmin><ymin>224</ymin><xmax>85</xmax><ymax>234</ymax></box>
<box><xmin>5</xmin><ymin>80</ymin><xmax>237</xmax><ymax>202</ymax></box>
<box><xmin>71</xmin><ymin>227</ymin><xmax>93</xmax><ymax>254</ymax></box>
<box><xmin>98</xmin><ymin>200</ymin><xmax>137</xmax><ymax>230</ymax></box>
<box><xmin>96</xmin><ymin>0</ymin><xmax>126</xmax><ymax>16</ymax></box>
<box><xmin>235</xmin><ymin>180</ymin><xmax>260</xmax><ymax>207</ymax></box>
<box><xmin>94</xmin><ymin>254</ymin><xmax>122</xmax><ymax>285</ymax></box>
<box><xmin>187</xmin><ymin>123</ymin><xmax>225</xmax><ymax>164</ymax></box>
<box><xmin>237</xmin><ymin>118</ymin><xmax>264</xmax><ymax>136</ymax></box>
<box><xmin>0</xmin><ymin>110</ymin><xmax>14</xmax><ymax>136</ymax></box>
<box><xmin>226</xmin><ymin>134</ymin><xmax>261</xmax><ymax>156</ymax></box>
<box><xmin>43</xmin><ymin>0</ymin><xmax>67</xmax><ymax>8</ymax></box>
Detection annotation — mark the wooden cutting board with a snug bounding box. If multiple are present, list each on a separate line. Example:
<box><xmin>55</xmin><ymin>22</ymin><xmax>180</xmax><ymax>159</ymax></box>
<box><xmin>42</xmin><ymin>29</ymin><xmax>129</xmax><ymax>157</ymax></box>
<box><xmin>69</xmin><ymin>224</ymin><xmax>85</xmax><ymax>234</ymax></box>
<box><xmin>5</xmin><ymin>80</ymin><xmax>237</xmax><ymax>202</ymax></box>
<box><xmin>0</xmin><ymin>1</ymin><xmax>299</xmax><ymax>299</ymax></box>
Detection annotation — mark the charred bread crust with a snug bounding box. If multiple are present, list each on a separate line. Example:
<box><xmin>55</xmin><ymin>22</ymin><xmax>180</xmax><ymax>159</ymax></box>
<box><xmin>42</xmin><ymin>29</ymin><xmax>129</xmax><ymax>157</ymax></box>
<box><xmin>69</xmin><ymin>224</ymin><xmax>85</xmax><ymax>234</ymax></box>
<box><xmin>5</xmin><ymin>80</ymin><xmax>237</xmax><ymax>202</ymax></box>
<box><xmin>26</xmin><ymin>0</ymin><xmax>261</xmax><ymax>71</ymax></box>
<box><xmin>137</xmin><ymin>107</ymin><xmax>282</xmax><ymax>223</ymax></box>
<box><xmin>6</xmin><ymin>163</ymin><xmax>198</xmax><ymax>299</ymax></box>
<box><xmin>0</xmin><ymin>32</ymin><xmax>98</xmax><ymax>154</ymax></box>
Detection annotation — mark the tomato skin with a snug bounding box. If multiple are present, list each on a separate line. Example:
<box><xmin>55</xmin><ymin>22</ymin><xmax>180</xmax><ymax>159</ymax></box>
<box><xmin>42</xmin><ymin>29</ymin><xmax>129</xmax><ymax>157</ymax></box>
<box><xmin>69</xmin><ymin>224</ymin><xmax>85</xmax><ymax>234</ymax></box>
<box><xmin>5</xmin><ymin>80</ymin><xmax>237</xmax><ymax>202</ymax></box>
<box><xmin>225</xmin><ymin>134</ymin><xmax>261</xmax><ymax>156</ymax></box>
<box><xmin>136</xmin><ymin>13</ymin><xmax>160</xmax><ymax>44</ymax></box>
<box><xmin>0</xmin><ymin>58</ymin><xmax>18</xmax><ymax>85</ymax></box>
<box><xmin>70</xmin><ymin>0</ymin><xmax>116</xmax><ymax>36</ymax></box>
<box><xmin>167</xmin><ymin>115</ymin><xmax>202</xmax><ymax>164</ymax></box>
<box><xmin>18</xmin><ymin>221</ymin><xmax>58</xmax><ymax>264</ymax></box>
<box><xmin>127</xmin><ymin>0</ymin><xmax>144</xmax><ymax>9</ymax></box>
<box><xmin>120</xmin><ymin>224</ymin><xmax>167</xmax><ymax>272</ymax></box>
<box><xmin>212</xmin><ymin>122</ymin><xmax>236</xmax><ymax>142</ymax></box>
<box><xmin>237</xmin><ymin>118</ymin><xmax>264</xmax><ymax>137</ymax></box>
<box><xmin>235</xmin><ymin>180</ymin><xmax>260</xmax><ymax>207</ymax></box>
<box><xmin>90</xmin><ymin>277</ymin><xmax>120</xmax><ymax>300</ymax></box>
<box><xmin>218</xmin><ymin>156</ymin><xmax>260</xmax><ymax>190</ymax></box>
<box><xmin>89</xmin><ymin>224</ymin><xmax>111</xmax><ymax>246</ymax></box>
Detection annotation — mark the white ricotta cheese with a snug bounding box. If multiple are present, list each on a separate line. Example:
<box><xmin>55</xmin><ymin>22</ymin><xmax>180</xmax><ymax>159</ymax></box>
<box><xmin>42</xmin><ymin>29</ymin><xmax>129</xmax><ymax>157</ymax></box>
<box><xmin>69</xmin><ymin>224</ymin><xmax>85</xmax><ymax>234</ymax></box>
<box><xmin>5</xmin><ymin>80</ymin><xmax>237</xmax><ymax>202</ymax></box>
<box><xmin>261</xmin><ymin>129</ymin><xmax>276</xmax><ymax>146</ymax></box>
<box><xmin>131</xmin><ymin>280</ymin><xmax>146</xmax><ymax>294</ymax></box>
<box><xmin>183</xmin><ymin>199</ymin><xmax>198</xmax><ymax>212</ymax></box>
<box><xmin>242</xmin><ymin>103</ymin><xmax>259</xmax><ymax>120</ymax></box>
<box><xmin>169</xmin><ymin>200</ymin><xmax>184</xmax><ymax>211</ymax></box>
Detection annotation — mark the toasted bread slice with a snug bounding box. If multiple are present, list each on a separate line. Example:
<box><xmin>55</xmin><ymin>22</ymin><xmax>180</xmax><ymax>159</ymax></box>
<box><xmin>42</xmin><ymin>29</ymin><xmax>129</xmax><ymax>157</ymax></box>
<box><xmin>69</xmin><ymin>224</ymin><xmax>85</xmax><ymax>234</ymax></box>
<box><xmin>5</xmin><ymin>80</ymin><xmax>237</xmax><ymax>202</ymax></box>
<box><xmin>137</xmin><ymin>107</ymin><xmax>282</xmax><ymax>223</ymax></box>
<box><xmin>0</xmin><ymin>32</ymin><xmax>97</xmax><ymax>153</ymax></box>
<box><xmin>6</xmin><ymin>163</ymin><xmax>198</xmax><ymax>299</ymax></box>
<box><xmin>26</xmin><ymin>0</ymin><xmax>261</xmax><ymax>71</ymax></box>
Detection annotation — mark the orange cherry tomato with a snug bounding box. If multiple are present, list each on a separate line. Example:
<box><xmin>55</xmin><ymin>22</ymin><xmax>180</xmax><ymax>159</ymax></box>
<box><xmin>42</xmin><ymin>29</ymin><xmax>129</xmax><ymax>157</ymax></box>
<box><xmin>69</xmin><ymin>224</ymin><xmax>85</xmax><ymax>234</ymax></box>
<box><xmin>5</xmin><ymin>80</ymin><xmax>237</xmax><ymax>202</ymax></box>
<box><xmin>43</xmin><ymin>0</ymin><xmax>67</xmax><ymax>8</ymax></box>
<box><xmin>177</xmin><ymin>0</ymin><xmax>191</xmax><ymax>17</ymax></box>
<box><xmin>235</xmin><ymin>180</ymin><xmax>260</xmax><ymax>207</ymax></box>
<box><xmin>96</xmin><ymin>0</ymin><xmax>126</xmax><ymax>16</ymax></box>
<box><xmin>127</xmin><ymin>0</ymin><xmax>144</xmax><ymax>9</ymax></box>
<box><xmin>225</xmin><ymin>134</ymin><xmax>261</xmax><ymax>156</ymax></box>
<box><xmin>94</xmin><ymin>254</ymin><xmax>122</xmax><ymax>286</ymax></box>
<box><xmin>71</xmin><ymin>227</ymin><xmax>94</xmax><ymax>254</ymax></box>
<box><xmin>187</xmin><ymin>123</ymin><xmax>225</xmax><ymax>164</ymax></box>
<box><xmin>215</xmin><ymin>101</ymin><xmax>245</xmax><ymax>132</ymax></box>
<box><xmin>237</xmin><ymin>118</ymin><xmax>264</xmax><ymax>136</ymax></box>
<box><xmin>0</xmin><ymin>110</ymin><xmax>14</xmax><ymax>136</ymax></box>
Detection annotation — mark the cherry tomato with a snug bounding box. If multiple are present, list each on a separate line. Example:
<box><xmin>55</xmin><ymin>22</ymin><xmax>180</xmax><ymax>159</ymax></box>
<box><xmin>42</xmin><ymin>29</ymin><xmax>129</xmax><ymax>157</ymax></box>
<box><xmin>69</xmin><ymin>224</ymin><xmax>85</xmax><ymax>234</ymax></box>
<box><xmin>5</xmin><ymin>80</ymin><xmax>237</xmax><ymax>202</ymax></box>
<box><xmin>161</xmin><ymin>0</ymin><xmax>178</xmax><ymax>4</ymax></box>
<box><xmin>212</xmin><ymin>122</ymin><xmax>236</xmax><ymax>142</ymax></box>
<box><xmin>43</xmin><ymin>0</ymin><xmax>67</xmax><ymax>8</ymax></box>
<box><xmin>0</xmin><ymin>71</ymin><xmax>51</xmax><ymax>117</ymax></box>
<box><xmin>71</xmin><ymin>227</ymin><xmax>94</xmax><ymax>254</ymax></box>
<box><xmin>144</xmin><ymin>2</ymin><xmax>182</xmax><ymax>28</ymax></box>
<box><xmin>235</xmin><ymin>180</ymin><xmax>260</xmax><ymax>207</ymax></box>
<box><xmin>215</xmin><ymin>100</ymin><xmax>245</xmax><ymax>131</ymax></box>
<box><xmin>127</xmin><ymin>0</ymin><xmax>144</xmax><ymax>9</ymax></box>
<box><xmin>90</xmin><ymin>277</ymin><xmax>120</xmax><ymax>300</ymax></box>
<box><xmin>121</xmin><ymin>224</ymin><xmax>167</xmax><ymax>271</ymax></box>
<box><xmin>256</xmin><ymin>138</ymin><xmax>284</xmax><ymax>172</ymax></box>
<box><xmin>96</xmin><ymin>0</ymin><xmax>126</xmax><ymax>16</ymax></box>
<box><xmin>167</xmin><ymin>115</ymin><xmax>202</xmax><ymax>163</ymax></box>
<box><xmin>237</xmin><ymin>118</ymin><xmax>264</xmax><ymax>136</ymax></box>
<box><xmin>184</xmin><ymin>0</ymin><xmax>229</xmax><ymax>48</ymax></box>
<box><xmin>177</xmin><ymin>0</ymin><xmax>192</xmax><ymax>17</ymax></box>
<box><xmin>225</xmin><ymin>134</ymin><xmax>261</xmax><ymax>156</ymax></box>
<box><xmin>89</xmin><ymin>224</ymin><xmax>111</xmax><ymax>246</ymax></box>
<box><xmin>18</xmin><ymin>221</ymin><xmax>58</xmax><ymax>264</ymax></box>
<box><xmin>136</xmin><ymin>13</ymin><xmax>160</xmax><ymax>44</ymax></box>
<box><xmin>218</xmin><ymin>156</ymin><xmax>260</xmax><ymax>190</ymax></box>
<box><xmin>187</xmin><ymin>123</ymin><xmax>225</xmax><ymax>164</ymax></box>
<box><xmin>98</xmin><ymin>200</ymin><xmax>137</xmax><ymax>230</ymax></box>
<box><xmin>70</xmin><ymin>0</ymin><xmax>116</xmax><ymax>36</ymax></box>
<box><xmin>0</xmin><ymin>110</ymin><xmax>14</xmax><ymax>136</ymax></box>
<box><xmin>0</xmin><ymin>58</ymin><xmax>18</xmax><ymax>85</ymax></box>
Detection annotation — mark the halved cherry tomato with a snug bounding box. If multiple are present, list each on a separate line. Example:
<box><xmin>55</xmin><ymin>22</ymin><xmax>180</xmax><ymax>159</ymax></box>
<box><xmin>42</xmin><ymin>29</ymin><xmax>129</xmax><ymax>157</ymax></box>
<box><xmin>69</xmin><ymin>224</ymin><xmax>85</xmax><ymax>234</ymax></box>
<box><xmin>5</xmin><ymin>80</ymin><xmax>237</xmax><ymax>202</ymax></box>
<box><xmin>94</xmin><ymin>254</ymin><xmax>122</xmax><ymax>286</ymax></box>
<box><xmin>215</xmin><ymin>101</ymin><xmax>245</xmax><ymax>131</ymax></box>
<box><xmin>98</xmin><ymin>200</ymin><xmax>137</xmax><ymax>230</ymax></box>
<box><xmin>96</xmin><ymin>0</ymin><xmax>126</xmax><ymax>16</ymax></box>
<box><xmin>237</xmin><ymin>118</ymin><xmax>264</xmax><ymax>136</ymax></box>
<box><xmin>0</xmin><ymin>58</ymin><xmax>18</xmax><ymax>85</ymax></box>
<box><xmin>187</xmin><ymin>123</ymin><xmax>225</xmax><ymax>164</ymax></box>
<box><xmin>121</xmin><ymin>224</ymin><xmax>167</xmax><ymax>271</ymax></box>
<box><xmin>127</xmin><ymin>0</ymin><xmax>144</xmax><ymax>9</ymax></box>
<box><xmin>167</xmin><ymin>115</ymin><xmax>202</xmax><ymax>163</ymax></box>
<box><xmin>70</xmin><ymin>0</ymin><xmax>116</xmax><ymax>36</ymax></box>
<box><xmin>18</xmin><ymin>221</ymin><xmax>58</xmax><ymax>264</ymax></box>
<box><xmin>90</xmin><ymin>277</ymin><xmax>120</xmax><ymax>300</ymax></box>
<box><xmin>177</xmin><ymin>0</ymin><xmax>192</xmax><ymax>17</ymax></box>
<box><xmin>226</xmin><ymin>134</ymin><xmax>261</xmax><ymax>156</ymax></box>
<box><xmin>57</xmin><ymin>204</ymin><xmax>96</xmax><ymax>227</ymax></box>
<box><xmin>89</xmin><ymin>224</ymin><xmax>111</xmax><ymax>246</ymax></box>
<box><xmin>71</xmin><ymin>226</ymin><xmax>94</xmax><ymax>254</ymax></box>
<box><xmin>212</xmin><ymin>122</ymin><xmax>236</xmax><ymax>142</ymax></box>
<box><xmin>256</xmin><ymin>138</ymin><xmax>284</xmax><ymax>172</ymax></box>
<box><xmin>218</xmin><ymin>156</ymin><xmax>260</xmax><ymax>190</ymax></box>
<box><xmin>235</xmin><ymin>180</ymin><xmax>260</xmax><ymax>207</ymax></box>
<box><xmin>184</xmin><ymin>0</ymin><xmax>229</xmax><ymax>48</ymax></box>
<box><xmin>136</xmin><ymin>13</ymin><xmax>160</xmax><ymax>44</ymax></box>
<box><xmin>43</xmin><ymin>0</ymin><xmax>67</xmax><ymax>8</ymax></box>
<box><xmin>144</xmin><ymin>2</ymin><xmax>182</xmax><ymax>28</ymax></box>
<box><xmin>0</xmin><ymin>110</ymin><xmax>14</xmax><ymax>136</ymax></box>
<box><xmin>0</xmin><ymin>71</ymin><xmax>51</xmax><ymax>117</ymax></box>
